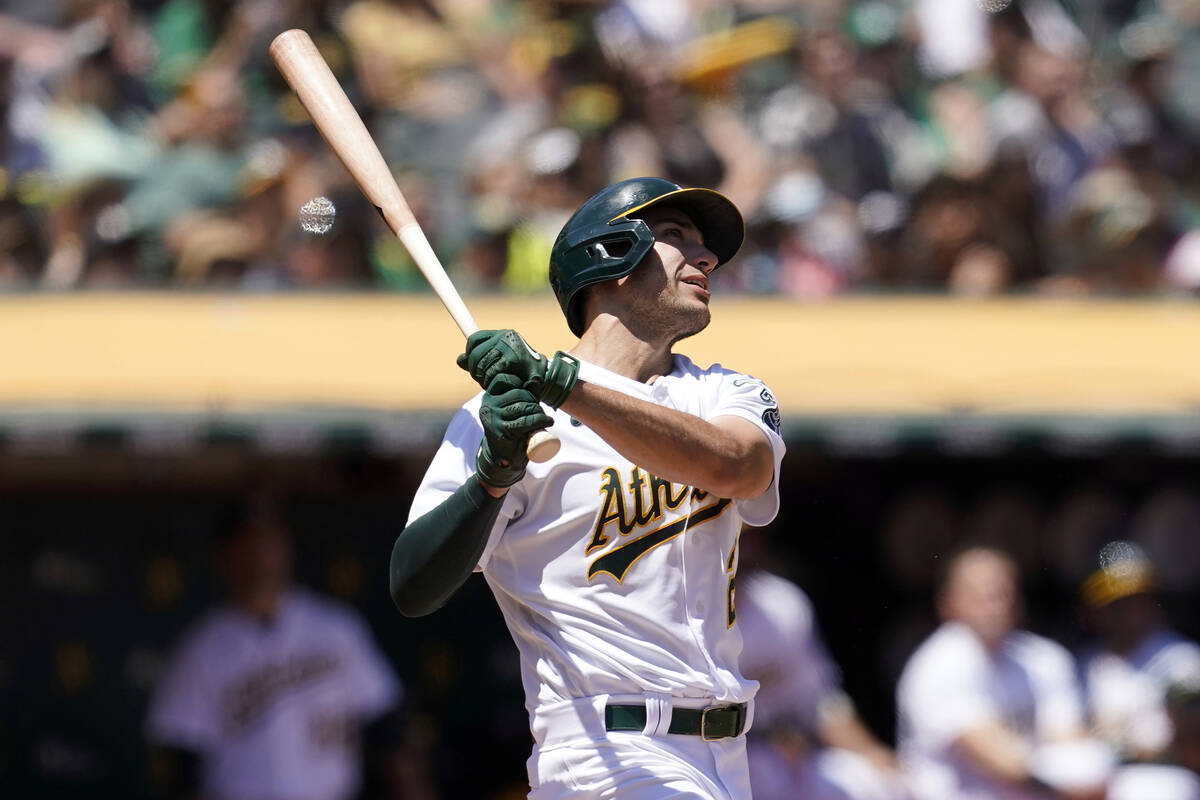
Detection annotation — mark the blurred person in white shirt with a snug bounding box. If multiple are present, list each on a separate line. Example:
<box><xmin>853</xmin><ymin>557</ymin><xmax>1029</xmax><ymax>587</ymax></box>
<box><xmin>896</xmin><ymin>545</ymin><xmax>1113</xmax><ymax>800</ymax></box>
<box><xmin>146</xmin><ymin>499</ymin><xmax>436</xmax><ymax>800</ymax></box>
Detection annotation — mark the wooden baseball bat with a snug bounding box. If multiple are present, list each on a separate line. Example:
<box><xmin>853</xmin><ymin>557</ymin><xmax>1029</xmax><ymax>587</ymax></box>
<box><xmin>270</xmin><ymin>28</ymin><xmax>559</xmax><ymax>463</ymax></box>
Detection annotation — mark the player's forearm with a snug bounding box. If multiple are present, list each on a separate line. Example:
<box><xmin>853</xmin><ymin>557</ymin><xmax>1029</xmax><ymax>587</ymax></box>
<box><xmin>560</xmin><ymin>381</ymin><xmax>773</xmax><ymax>498</ymax></box>
<box><xmin>389</xmin><ymin>479</ymin><xmax>503</xmax><ymax>617</ymax></box>
<box><xmin>818</xmin><ymin>706</ymin><xmax>898</xmax><ymax>771</ymax></box>
<box><xmin>954</xmin><ymin>724</ymin><xmax>1035</xmax><ymax>785</ymax></box>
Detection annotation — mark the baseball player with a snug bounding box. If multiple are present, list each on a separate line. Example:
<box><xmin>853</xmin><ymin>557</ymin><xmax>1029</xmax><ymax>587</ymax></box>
<box><xmin>1077</xmin><ymin>541</ymin><xmax>1200</xmax><ymax>763</ymax></box>
<box><xmin>146</xmin><ymin>502</ymin><xmax>432</xmax><ymax>800</ymax></box>
<box><xmin>390</xmin><ymin>177</ymin><xmax>786</xmax><ymax>799</ymax></box>
<box><xmin>896</xmin><ymin>546</ymin><xmax>1114</xmax><ymax>800</ymax></box>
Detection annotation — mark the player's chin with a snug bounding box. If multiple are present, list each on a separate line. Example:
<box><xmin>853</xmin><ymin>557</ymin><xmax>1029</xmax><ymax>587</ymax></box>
<box><xmin>689</xmin><ymin>296</ymin><xmax>712</xmax><ymax>319</ymax></box>
<box><xmin>674</xmin><ymin>304</ymin><xmax>711</xmax><ymax>338</ymax></box>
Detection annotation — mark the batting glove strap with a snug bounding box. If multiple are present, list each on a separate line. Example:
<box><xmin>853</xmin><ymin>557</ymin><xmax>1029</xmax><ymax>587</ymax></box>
<box><xmin>475</xmin><ymin>438</ymin><xmax>526</xmax><ymax>488</ymax></box>
<box><xmin>539</xmin><ymin>351</ymin><xmax>580</xmax><ymax>409</ymax></box>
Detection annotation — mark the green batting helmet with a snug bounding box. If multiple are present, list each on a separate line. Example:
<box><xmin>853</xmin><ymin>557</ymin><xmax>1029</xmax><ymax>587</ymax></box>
<box><xmin>549</xmin><ymin>177</ymin><xmax>745</xmax><ymax>336</ymax></box>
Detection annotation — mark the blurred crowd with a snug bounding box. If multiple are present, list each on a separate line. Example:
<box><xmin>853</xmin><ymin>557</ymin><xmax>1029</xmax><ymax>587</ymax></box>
<box><xmin>4</xmin><ymin>0</ymin><xmax>1200</xmax><ymax>296</ymax></box>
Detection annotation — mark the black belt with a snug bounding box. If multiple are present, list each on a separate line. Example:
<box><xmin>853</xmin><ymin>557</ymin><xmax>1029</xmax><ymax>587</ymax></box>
<box><xmin>604</xmin><ymin>702</ymin><xmax>748</xmax><ymax>741</ymax></box>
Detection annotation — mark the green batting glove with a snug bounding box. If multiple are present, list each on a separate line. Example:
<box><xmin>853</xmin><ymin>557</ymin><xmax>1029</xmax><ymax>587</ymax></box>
<box><xmin>475</xmin><ymin>386</ymin><xmax>553</xmax><ymax>488</ymax></box>
<box><xmin>457</xmin><ymin>329</ymin><xmax>579</xmax><ymax>408</ymax></box>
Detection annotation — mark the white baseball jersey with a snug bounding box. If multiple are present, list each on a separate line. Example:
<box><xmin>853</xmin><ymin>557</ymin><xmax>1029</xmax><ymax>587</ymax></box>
<box><xmin>896</xmin><ymin>622</ymin><xmax>1091</xmax><ymax>800</ymax></box>
<box><xmin>1080</xmin><ymin>627</ymin><xmax>1200</xmax><ymax>757</ymax></box>
<box><xmin>1107</xmin><ymin>763</ymin><xmax>1200</xmax><ymax>800</ymax></box>
<box><xmin>408</xmin><ymin>354</ymin><xmax>785</xmax><ymax>724</ymax></box>
<box><xmin>146</xmin><ymin>589</ymin><xmax>401</xmax><ymax>800</ymax></box>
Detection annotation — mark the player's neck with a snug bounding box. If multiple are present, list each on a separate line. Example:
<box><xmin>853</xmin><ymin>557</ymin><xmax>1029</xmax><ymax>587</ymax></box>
<box><xmin>571</xmin><ymin>316</ymin><xmax>675</xmax><ymax>383</ymax></box>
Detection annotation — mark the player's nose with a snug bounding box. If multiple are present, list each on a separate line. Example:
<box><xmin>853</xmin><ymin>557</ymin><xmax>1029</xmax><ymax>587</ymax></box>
<box><xmin>691</xmin><ymin>243</ymin><xmax>717</xmax><ymax>274</ymax></box>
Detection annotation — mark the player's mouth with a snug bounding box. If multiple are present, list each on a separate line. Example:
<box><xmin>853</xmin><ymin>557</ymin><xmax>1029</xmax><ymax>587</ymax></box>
<box><xmin>680</xmin><ymin>274</ymin><xmax>710</xmax><ymax>300</ymax></box>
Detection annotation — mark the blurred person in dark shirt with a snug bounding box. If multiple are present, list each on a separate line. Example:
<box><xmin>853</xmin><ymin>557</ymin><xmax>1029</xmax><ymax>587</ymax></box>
<box><xmin>898</xmin><ymin>175</ymin><xmax>1014</xmax><ymax>294</ymax></box>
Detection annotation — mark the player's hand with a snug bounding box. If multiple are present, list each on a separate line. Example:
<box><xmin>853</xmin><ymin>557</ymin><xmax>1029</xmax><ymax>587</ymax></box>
<box><xmin>458</xmin><ymin>329</ymin><xmax>579</xmax><ymax>408</ymax></box>
<box><xmin>459</xmin><ymin>329</ymin><xmax>546</xmax><ymax>392</ymax></box>
<box><xmin>475</xmin><ymin>385</ymin><xmax>552</xmax><ymax>488</ymax></box>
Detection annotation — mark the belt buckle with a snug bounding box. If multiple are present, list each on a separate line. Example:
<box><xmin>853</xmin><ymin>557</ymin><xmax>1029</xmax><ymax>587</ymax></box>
<box><xmin>700</xmin><ymin>704</ymin><xmax>737</xmax><ymax>741</ymax></box>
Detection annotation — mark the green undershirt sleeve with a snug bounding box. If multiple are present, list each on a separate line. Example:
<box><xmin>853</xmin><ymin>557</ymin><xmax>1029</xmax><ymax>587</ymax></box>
<box><xmin>389</xmin><ymin>478</ymin><xmax>504</xmax><ymax>617</ymax></box>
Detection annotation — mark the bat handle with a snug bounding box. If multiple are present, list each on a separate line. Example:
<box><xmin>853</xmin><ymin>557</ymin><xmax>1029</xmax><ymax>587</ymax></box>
<box><xmin>396</xmin><ymin>225</ymin><xmax>561</xmax><ymax>463</ymax></box>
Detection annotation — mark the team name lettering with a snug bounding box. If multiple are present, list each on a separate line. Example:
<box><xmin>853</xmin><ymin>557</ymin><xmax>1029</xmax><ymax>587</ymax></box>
<box><xmin>224</xmin><ymin>652</ymin><xmax>340</xmax><ymax>731</ymax></box>
<box><xmin>584</xmin><ymin>466</ymin><xmax>731</xmax><ymax>583</ymax></box>
<box><xmin>585</xmin><ymin>466</ymin><xmax>690</xmax><ymax>554</ymax></box>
